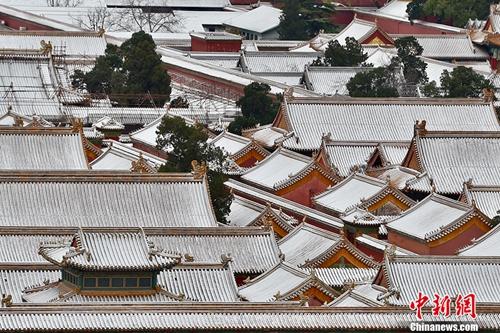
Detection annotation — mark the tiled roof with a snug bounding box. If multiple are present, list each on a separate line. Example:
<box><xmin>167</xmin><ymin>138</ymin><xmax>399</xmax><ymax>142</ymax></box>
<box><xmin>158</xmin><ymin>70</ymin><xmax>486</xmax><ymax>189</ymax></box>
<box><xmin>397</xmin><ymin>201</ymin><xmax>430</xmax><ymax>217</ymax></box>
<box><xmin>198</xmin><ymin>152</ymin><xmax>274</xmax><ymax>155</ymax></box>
<box><xmin>328</xmin><ymin>18</ymin><xmax>378</xmax><ymax>49</ymax></box>
<box><xmin>210</xmin><ymin>131</ymin><xmax>251</xmax><ymax>156</ymax></box>
<box><xmin>240</xmin><ymin>51</ymin><xmax>320</xmax><ymax>73</ymax></box>
<box><xmin>375</xmin><ymin>166</ymin><xmax>420</xmax><ymax>190</ymax></box>
<box><xmin>309</xmin><ymin>268</ymin><xmax>377</xmax><ymax>288</ymax></box>
<box><xmin>278</xmin><ymin>223</ymin><xmax>378</xmax><ymax>268</ymax></box>
<box><xmin>381</xmin><ymin>255</ymin><xmax>500</xmax><ymax>306</ymax></box>
<box><xmin>90</xmin><ymin>140</ymin><xmax>166</xmax><ymax>172</ymax></box>
<box><xmin>355</xmin><ymin>234</ymin><xmax>416</xmax><ymax>256</ymax></box>
<box><xmin>329</xmin><ymin>283</ymin><xmax>386</xmax><ymax>307</ymax></box>
<box><xmin>386</xmin><ymin>194</ymin><xmax>490</xmax><ymax>242</ymax></box>
<box><xmin>303</xmin><ymin>66</ymin><xmax>372</xmax><ymax>95</ymax></box>
<box><xmin>225</xmin><ymin>179</ymin><xmax>344</xmax><ymax>230</ymax></box>
<box><xmin>238</xmin><ymin>261</ymin><xmax>337</xmax><ymax>302</ymax></box>
<box><xmin>462</xmin><ymin>184</ymin><xmax>500</xmax><ymax>218</ymax></box>
<box><xmin>241</xmin><ymin>148</ymin><xmax>311</xmax><ymax>190</ymax></box>
<box><xmin>0</xmin><ymin>172</ymin><xmax>218</xmax><ymax>228</ymax></box>
<box><xmin>147</xmin><ymin>227</ymin><xmax>281</xmax><ymax>274</ymax></box>
<box><xmin>407</xmin><ymin>131</ymin><xmax>500</xmax><ymax>194</ymax></box>
<box><xmin>0</xmin><ymin>31</ymin><xmax>106</xmax><ymax>58</ymax></box>
<box><xmin>158</xmin><ymin>264</ymin><xmax>240</xmax><ymax>302</ymax></box>
<box><xmin>0</xmin><ymin>264</ymin><xmax>59</xmax><ymax>303</ymax></box>
<box><xmin>0</xmin><ymin>128</ymin><xmax>88</xmax><ymax>170</ymax></box>
<box><xmin>392</xmin><ymin>34</ymin><xmax>489</xmax><ymax>60</ymax></box>
<box><xmin>223</xmin><ymin>6</ymin><xmax>282</xmax><ymax>34</ymax></box>
<box><xmin>39</xmin><ymin>229</ymin><xmax>180</xmax><ymax>271</ymax></box>
<box><xmin>458</xmin><ymin>223</ymin><xmax>500</xmax><ymax>257</ymax></box>
<box><xmin>0</xmin><ymin>234</ymin><xmax>73</xmax><ymax>263</ymax></box>
<box><xmin>242</xmin><ymin>124</ymin><xmax>290</xmax><ymax>149</ymax></box>
<box><xmin>188</xmin><ymin>52</ymin><xmax>240</xmax><ymax>70</ymax></box>
<box><xmin>313</xmin><ymin>173</ymin><xmax>387</xmax><ymax>214</ymax></box>
<box><xmin>1</xmin><ymin>304</ymin><xmax>498</xmax><ymax>331</ymax></box>
<box><xmin>280</xmin><ymin>98</ymin><xmax>500</xmax><ymax>151</ymax></box>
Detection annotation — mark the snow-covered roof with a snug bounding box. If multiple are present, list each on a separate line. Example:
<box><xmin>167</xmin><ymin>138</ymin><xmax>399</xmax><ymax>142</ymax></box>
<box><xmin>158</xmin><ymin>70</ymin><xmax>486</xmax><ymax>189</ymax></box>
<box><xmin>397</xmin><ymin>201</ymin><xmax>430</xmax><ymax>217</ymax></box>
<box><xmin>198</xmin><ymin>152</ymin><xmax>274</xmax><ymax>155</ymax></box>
<box><xmin>225</xmin><ymin>179</ymin><xmax>344</xmax><ymax>230</ymax></box>
<box><xmin>329</xmin><ymin>283</ymin><xmax>386</xmax><ymax>307</ymax></box>
<box><xmin>90</xmin><ymin>140</ymin><xmax>166</xmax><ymax>171</ymax></box>
<box><xmin>381</xmin><ymin>255</ymin><xmax>500</xmax><ymax>306</ymax></box>
<box><xmin>241</xmin><ymin>147</ymin><xmax>311</xmax><ymax>190</ymax></box>
<box><xmin>459</xmin><ymin>223</ymin><xmax>500</xmax><ymax>256</ymax></box>
<box><xmin>0</xmin><ymin>128</ymin><xmax>88</xmax><ymax>170</ymax></box>
<box><xmin>39</xmin><ymin>229</ymin><xmax>180</xmax><ymax>271</ymax></box>
<box><xmin>0</xmin><ymin>31</ymin><xmax>106</xmax><ymax>58</ymax></box>
<box><xmin>227</xmin><ymin>195</ymin><xmax>266</xmax><ymax>227</ymax></box>
<box><xmin>406</xmin><ymin>131</ymin><xmax>500</xmax><ymax>194</ymax></box>
<box><xmin>129</xmin><ymin>115</ymin><xmax>163</xmax><ymax>148</ymax></box>
<box><xmin>386</xmin><ymin>194</ymin><xmax>486</xmax><ymax>241</ymax></box>
<box><xmin>303</xmin><ymin>66</ymin><xmax>372</xmax><ymax>95</ymax></box>
<box><xmin>240</xmin><ymin>51</ymin><xmax>320</xmax><ymax>73</ymax></box>
<box><xmin>223</xmin><ymin>6</ymin><xmax>282</xmax><ymax>34</ymax></box>
<box><xmin>280</xmin><ymin>98</ymin><xmax>500</xmax><ymax>151</ymax></box>
<box><xmin>310</xmin><ymin>268</ymin><xmax>377</xmax><ymax>288</ymax></box>
<box><xmin>148</xmin><ymin>227</ymin><xmax>281</xmax><ymax>274</ymax></box>
<box><xmin>392</xmin><ymin>34</ymin><xmax>489</xmax><ymax>60</ymax></box>
<box><xmin>0</xmin><ymin>172</ymin><xmax>218</xmax><ymax>228</ymax></box>
<box><xmin>278</xmin><ymin>224</ymin><xmax>340</xmax><ymax>267</ymax></box>
<box><xmin>313</xmin><ymin>174</ymin><xmax>386</xmax><ymax>214</ymax></box>
<box><xmin>238</xmin><ymin>261</ymin><xmax>336</xmax><ymax>302</ymax></box>
<box><xmin>210</xmin><ymin>131</ymin><xmax>251</xmax><ymax>156</ymax></box>
<box><xmin>462</xmin><ymin>184</ymin><xmax>500</xmax><ymax>219</ymax></box>
<box><xmin>105</xmin><ymin>0</ymin><xmax>230</xmax><ymax>8</ymax></box>
<box><xmin>330</xmin><ymin>18</ymin><xmax>378</xmax><ymax>47</ymax></box>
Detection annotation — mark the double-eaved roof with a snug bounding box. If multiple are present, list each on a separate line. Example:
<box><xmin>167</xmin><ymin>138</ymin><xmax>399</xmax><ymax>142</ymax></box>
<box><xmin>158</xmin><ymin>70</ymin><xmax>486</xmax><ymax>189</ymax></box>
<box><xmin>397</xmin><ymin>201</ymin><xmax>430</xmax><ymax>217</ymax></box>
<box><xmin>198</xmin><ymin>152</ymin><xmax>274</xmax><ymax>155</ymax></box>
<box><xmin>275</xmin><ymin>97</ymin><xmax>500</xmax><ymax>151</ymax></box>
<box><xmin>403</xmin><ymin>130</ymin><xmax>500</xmax><ymax>195</ymax></box>
<box><xmin>39</xmin><ymin>229</ymin><xmax>181</xmax><ymax>271</ymax></box>
<box><xmin>0</xmin><ymin>128</ymin><xmax>89</xmax><ymax>170</ymax></box>
<box><xmin>0</xmin><ymin>171</ymin><xmax>219</xmax><ymax>228</ymax></box>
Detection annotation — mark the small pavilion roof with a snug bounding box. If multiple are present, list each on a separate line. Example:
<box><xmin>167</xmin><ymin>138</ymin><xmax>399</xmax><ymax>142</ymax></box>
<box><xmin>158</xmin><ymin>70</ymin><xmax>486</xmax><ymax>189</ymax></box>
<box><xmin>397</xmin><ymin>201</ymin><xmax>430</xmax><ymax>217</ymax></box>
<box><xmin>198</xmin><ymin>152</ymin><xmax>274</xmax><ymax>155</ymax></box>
<box><xmin>90</xmin><ymin>140</ymin><xmax>166</xmax><ymax>172</ymax></box>
<box><xmin>39</xmin><ymin>229</ymin><xmax>180</xmax><ymax>271</ymax></box>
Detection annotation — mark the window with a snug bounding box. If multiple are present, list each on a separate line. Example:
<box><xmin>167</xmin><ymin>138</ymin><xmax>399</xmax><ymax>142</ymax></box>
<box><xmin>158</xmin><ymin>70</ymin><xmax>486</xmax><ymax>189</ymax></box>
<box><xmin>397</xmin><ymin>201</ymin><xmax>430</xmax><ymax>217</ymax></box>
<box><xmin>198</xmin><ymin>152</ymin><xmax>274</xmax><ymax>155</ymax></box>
<box><xmin>84</xmin><ymin>278</ymin><xmax>96</xmax><ymax>288</ymax></box>
<box><xmin>97</xmin><ymin>278</ymin><xmax>110</xmax><ymax>287</ymax></box>
<box><xmin>125</xmin><ymin>278</ymin><xmax>137</xmax><ymax>288</ymax></box>
<box><xmin>112</xmin><ymin>278</ymin><xmax>124</xmax><ymax>288</ymax></box>
<box><xmin>138</xmin><ymin>277</ymin><xmax>151</xmax><ymax>288</ymax></box>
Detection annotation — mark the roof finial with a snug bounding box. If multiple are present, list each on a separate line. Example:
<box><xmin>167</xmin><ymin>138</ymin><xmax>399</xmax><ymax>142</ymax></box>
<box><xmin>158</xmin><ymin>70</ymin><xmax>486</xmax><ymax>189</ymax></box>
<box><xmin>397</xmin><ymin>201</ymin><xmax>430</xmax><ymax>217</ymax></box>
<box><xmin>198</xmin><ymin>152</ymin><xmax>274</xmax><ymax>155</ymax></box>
<box><xmin>221</xmin><ymin>253</ymin><xmax>233</xmax><ymax>267</ymax></box>
<box><xmin>131</xmin><ymin>153</ymin><xmax>153</xmax><ymax>174</ymax></box>
<box><xmin>414</xmin><ymin>120</ymin><xmax>427</xmax><ymax>136</ymax></box>
<box><xmin>40</xmin><ymin>40</ymin><xmax>52</xmax><ymax>56</ymax></box>
<box><xmin>191</xmin><ymin>160</ymin><xmax>207</xmax><ymax>180</ymax></box>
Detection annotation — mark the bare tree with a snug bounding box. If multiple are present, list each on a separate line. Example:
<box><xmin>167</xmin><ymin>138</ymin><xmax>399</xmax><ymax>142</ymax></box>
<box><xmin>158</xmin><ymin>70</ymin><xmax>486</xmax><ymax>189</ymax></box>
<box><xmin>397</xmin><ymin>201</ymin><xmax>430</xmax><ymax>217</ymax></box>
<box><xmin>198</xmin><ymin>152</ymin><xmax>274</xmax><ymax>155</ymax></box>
<box><xmin>47</xmin><ymin>0</ymin><xmax>82</xmax><ymax>7</ymax></box>
<box><xmin>74</xmin><ymin>7</ymin><xmax>115</xmax><ymax>31</ymax></box>
<box><xmin>111</xmin><ymin>0</ymin><xmax>180</xmax><ymax>33</ymax></box>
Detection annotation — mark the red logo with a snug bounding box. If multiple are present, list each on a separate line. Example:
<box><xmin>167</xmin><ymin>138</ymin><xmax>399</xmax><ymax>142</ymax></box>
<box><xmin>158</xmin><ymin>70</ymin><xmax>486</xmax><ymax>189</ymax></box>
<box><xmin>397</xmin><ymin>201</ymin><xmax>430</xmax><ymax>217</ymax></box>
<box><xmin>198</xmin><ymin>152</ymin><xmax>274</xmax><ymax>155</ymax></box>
<box><xmin>409</xmin><ymin>292</ymin><xmax>477</xmax><ymax>320</ymax></box>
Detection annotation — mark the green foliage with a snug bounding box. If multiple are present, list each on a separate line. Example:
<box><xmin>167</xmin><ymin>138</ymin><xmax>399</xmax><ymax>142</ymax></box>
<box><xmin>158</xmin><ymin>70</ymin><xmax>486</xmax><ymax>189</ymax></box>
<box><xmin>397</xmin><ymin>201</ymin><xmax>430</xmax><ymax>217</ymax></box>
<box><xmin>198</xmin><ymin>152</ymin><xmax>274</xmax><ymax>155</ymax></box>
<box><xmin>278</xmin><ymin>0</ymin><xmax>308</xmax><ymax>40</ymax></box>
<box><xmin>421</xmin><ymin>80</ymin><xmax>440</xmax><ymax>98</ymax></box>
<box><xmin>156</xmin><ymin>116</ymin><xmax>232</xmax><ymax>223</ymax></box>
<box><xmin>347</xmin><ymin>67</ymin><xmax>400</xmax><ymax>98</ymax></box>
<box><xmin>314</xmin><ymin>37</ymin><xmax>368</xmax><ymax>67</ymax></box>
<box><xmin>236</xmin><ymin>82</ymin><xmax>280</xmax><ymax>125</ymax></box>
<box><xmin>406</xmin><ymin>0</ymin><xmax>490</xmax><ymax>27</ymax></box>
<box><xmin>406</xmin><ymin>0</ymin><xmax>426</xmax><ymax>22</ymax></box>
<box><xmin>72</xmin><ymin>31</ymin><xmax>171</xmax><ymax>106</ymax></box>
<box><xmin>394</xmin><ymin>36</ymin><xmax>428</xmax><ymax>84</ymax></box>
<box><xmin>170</xmin><ymin>96</ymin><xmax>190</xmax><ymax>108</ymax></box>
<box><xmin>278</xmin><ymin>0</ymin><xmax>336</xmax><ymax>40</ymax></box>
<box><xmin>440</xmin><ymin>66</ymin><xmax>493</xmax><ymax>98</ymax></box>
<box><xmin>227</xmin><ymin>116</ymin><xmax>258</xmax><ymax>135</ymax></box>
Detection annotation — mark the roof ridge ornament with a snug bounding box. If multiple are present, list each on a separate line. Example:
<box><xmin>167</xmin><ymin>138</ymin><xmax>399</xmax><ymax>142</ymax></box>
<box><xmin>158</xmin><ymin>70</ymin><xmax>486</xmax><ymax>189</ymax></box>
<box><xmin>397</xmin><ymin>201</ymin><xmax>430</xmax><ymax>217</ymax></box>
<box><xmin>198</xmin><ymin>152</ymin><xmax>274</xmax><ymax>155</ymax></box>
<box><xmin>40</xmin><ymin>40</ymin><xmax>52</xmax><ymax>56</ymax></box>
<box><xmin>130</xmin><ymin>153</ymin><xmax>152</xmax><ymax>174</ymax></box>
<box><xmin>414</xmin><ymin>120</ymin><xmax>427</xmax><ymax>136</ymax></box>
<box><xmin>191</xmin><ymin>160</ymin><xmax>207</xmax><ymax>180</ymax></box>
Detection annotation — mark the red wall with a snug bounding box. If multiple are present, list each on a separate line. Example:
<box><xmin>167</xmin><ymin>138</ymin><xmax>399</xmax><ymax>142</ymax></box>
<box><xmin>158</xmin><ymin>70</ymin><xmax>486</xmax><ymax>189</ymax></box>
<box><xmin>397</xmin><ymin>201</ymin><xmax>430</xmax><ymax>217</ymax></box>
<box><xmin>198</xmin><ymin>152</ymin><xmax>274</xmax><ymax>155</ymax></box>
<box><xmin>191</xmin><ymin>36</ymin><xmax>242</xmax><ymax>52</ymax></box>
<box><xmin>131</xmin><ymin>141</ymin><xmax>168</xmax><ymax>160</ymax></box>
<box><xmin>336</xmin><ymin>0</ymin><xmax>386</xmax><ymax>6</ymax></box>
<box><xmin>331</xmin><ymin>9</ymin><xmax>356</xmax><ymax>26</ymax></box>
<box><xmin>279</xmin><ymin>176</ymin><xmax>331</xmax><ymax>207</ymax></box>
<box><xmin>230</xmin><ymin>0</ymin><xmax>259</xmax><ymax>4</ymax></box>
<box><xmin>356</xmin><ymin>12</ymin><xmax>459</xmax><ymax>34</ymax></box>
<box><xmin>0</xmin><ymin>14</ymin><xmax>57</xmax><ymax>31</ymax></box>
<box><xmin>387</xmin><ymin>224</ymin><xmax>488</xmax><ymax>255</ymax></box>
<box><xmin>356</xmin><ymin>242</ymin><xmax>384</xmax><ymax>262</ymax></box>
<box><xmin>164</xmin><ymin>65</ymin><xmax>245</xmax><ymax>100</ymax></box>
